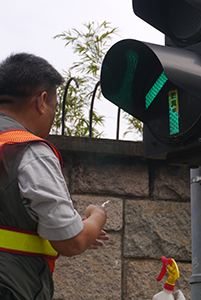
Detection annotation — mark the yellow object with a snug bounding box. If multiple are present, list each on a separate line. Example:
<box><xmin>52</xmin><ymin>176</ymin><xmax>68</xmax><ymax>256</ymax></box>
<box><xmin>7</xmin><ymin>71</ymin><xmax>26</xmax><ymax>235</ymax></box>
<box><xmin>152</xmin><ymin>256</ymin><xmax>180</xmax><ymax>300</ymax></box>
<box><xmin>166</xmin><ymin>259</ymin><xmax>180</xmax><ymax>286</ymax></box>
<box><xmin>0</xmin><ymin>226</ymin><xmax>58</xmax><ymax>258</ymax></box>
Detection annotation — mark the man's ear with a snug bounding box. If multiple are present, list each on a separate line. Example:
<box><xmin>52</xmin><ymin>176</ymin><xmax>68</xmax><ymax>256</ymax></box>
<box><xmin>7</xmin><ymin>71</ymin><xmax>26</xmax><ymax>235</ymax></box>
<box><xmin>36</xmin><ymin>92</ymin><xmax>48</xmax><ymax>115</ymax></box>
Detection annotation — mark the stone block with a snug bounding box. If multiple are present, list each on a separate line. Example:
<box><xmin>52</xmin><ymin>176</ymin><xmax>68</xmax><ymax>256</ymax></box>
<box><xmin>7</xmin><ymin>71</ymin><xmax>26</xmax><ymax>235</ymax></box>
<box><xmin>70</xmin><ymin>155</ymin><xmax>149</xmax><ymax>197</ymax></box>
<box><xmin>151</xmin><ymin>161</ymin><xmax>190</xmax><ymax>201</ymax></box>
<box><xmin>47</xmin><ymin>135</ymin><xmax>144</xmax><ymax>157</ymax></box>
<box><xmin>58</xmin><ymin>152</ymin><xmax>74</xmax><ymax>188</ymax></box>
<box><xmin>125</xmin><ymin>260</ymin><xmax>191</xmax><ymax>300</ymax></box>
<box><xmin>71</xmin><ymin>195</ymin><xmax>123</xmax><ymax>231</ymax></box>
<box><xmin>124</xmin><ymin>200</ymin><xmax>191</xmax><ymax>261</ymax></box>
<box><xmin>53</xmin><ymin>233</ymin><xmax>121</xmax><ymax>300</ymax></box>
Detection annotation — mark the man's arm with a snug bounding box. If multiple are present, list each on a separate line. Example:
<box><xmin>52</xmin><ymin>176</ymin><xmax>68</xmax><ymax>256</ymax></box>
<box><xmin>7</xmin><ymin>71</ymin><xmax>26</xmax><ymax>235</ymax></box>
<box><xmin>50</xmin><ymin>204</ymin><xmax>107</xmax><ymax>256</ymax></box>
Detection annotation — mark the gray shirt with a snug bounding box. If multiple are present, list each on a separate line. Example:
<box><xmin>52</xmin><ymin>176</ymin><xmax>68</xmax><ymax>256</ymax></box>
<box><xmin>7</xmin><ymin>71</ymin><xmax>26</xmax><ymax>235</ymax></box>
<box><xmin>18</xmin><ymin>142</ymin><xmax>83</xmax><ymax>241</ymax></box>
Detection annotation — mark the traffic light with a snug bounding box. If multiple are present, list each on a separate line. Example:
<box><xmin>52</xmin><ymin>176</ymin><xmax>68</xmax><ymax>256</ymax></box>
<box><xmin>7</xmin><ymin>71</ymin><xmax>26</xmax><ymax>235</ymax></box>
<box><xmin>100</xmin><ymin>0</ymin><xmax>201</xmax><ymax>166</ymax></box>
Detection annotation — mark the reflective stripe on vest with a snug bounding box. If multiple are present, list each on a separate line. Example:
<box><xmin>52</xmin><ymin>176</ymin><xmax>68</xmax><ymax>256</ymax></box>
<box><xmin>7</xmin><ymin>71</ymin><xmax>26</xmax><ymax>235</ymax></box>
<box><xmin>0</xmin><ymin>129</ymin><xmax>62</xmax><ymax>273</ymax></box>
<box><xmin>0</xmin><ymin>225</ymin><xmax>58</xmax><ymax>259</ymax></box>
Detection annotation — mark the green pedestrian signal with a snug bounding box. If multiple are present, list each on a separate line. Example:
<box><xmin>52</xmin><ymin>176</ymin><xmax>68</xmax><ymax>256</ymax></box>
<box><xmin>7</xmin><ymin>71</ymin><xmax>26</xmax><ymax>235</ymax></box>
<box><xmin>168</xmin><ymin>89</ymin><xmax>179</xmax><ymax>135</ymax></box>
<box><xmin>145</xmin><ymin>71</ymin><xmax>168</xmax><ymax>109</ymax></box>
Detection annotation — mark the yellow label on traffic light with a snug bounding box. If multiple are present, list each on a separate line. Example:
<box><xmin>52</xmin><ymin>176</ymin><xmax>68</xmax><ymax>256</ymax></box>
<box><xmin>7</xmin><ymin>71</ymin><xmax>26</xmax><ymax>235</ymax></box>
<box><xmin>169</xmin><ymin>89</ymin><xmax>179</xmax><ymax>135</ymax></box>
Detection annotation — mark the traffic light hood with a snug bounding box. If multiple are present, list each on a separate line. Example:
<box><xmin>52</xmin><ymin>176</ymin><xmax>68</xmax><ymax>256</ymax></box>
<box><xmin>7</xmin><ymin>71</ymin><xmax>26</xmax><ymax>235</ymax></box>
<box><xmin>133</xmin><ymin>0</ymin><xmax>201</xmax><ymax>47</ymax></box>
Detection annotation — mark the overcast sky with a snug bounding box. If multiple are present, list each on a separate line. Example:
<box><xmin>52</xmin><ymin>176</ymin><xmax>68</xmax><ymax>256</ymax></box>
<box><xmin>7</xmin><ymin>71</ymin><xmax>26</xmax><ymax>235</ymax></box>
<box><xmin>0</xmin><ymin>0</ymin><xmax>164</xmax><ymax>140</ymax></box>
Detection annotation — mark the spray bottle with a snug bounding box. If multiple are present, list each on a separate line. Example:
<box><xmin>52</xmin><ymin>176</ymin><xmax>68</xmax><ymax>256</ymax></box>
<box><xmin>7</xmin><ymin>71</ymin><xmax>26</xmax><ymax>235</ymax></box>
<box><xmin>152</xmin><ymin>256</ymin><xmax>180</xmax><ymax>300</ymax></box>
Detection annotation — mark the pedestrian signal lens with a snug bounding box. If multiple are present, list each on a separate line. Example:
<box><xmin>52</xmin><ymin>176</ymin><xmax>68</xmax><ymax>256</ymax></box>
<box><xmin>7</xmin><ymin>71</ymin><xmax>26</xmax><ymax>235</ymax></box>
<box><xmin>145</xmin><ymin>71</ymin><xmax>168</xmax><ymax>109</ymax></box>
<box><xmin>116</xmin><ymin>50</ymin><xmax>138</xmax><ymax>105</ymax></box>
<box><xmin>168</xmin><ymin>0</ymin><xmax>201</xmax><ymax>46</ymax></box>
<box><xmin>168</xmin><ymin>90</ymin><xmax>179</xmax><ymax>135</ymax></box>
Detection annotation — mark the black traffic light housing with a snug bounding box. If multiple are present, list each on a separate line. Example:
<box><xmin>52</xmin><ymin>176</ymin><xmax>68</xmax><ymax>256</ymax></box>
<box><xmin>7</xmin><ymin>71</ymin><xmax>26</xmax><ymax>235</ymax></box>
<box><xmin>100</xmin><ymin>0</ymin><xmax>201</xmax><ymax>166</ymax></box>
<box><xmin>133</xmin><ymin>0</ymin><xmax>201</xmax><ymax>47</ymax></box>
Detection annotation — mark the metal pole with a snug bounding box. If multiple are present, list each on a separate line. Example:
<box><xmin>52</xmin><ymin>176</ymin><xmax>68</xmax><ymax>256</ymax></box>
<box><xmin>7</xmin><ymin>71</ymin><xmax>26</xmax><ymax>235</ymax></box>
<box><xmin>89</xmin><ymin>81</ymin><xmax>100</xmax><ymax>138</ymax></box>
<box><xmin>190</xmin><ymin>166</ymin><xmax>201</xmax><ymax>299</ymax></box>
<box><xmin>61</xmin><ymin>77</ymin><xmax>79</xmax><ymax>135</ymax></box>
<box><xmin>116</xmin><ymin>108</ymin><xmax>121</xmax><ymax>140</ymax></box>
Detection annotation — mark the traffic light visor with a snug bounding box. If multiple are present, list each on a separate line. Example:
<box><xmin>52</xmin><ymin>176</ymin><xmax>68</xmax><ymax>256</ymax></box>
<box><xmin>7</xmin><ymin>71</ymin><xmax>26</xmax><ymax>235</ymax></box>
<box><xmin>133</xmin><ymin>0</ymin><xmax>201</xmax><ymax>46</ymax></box>
<box><xmin>101</xmin><ymin>39</ymin><xmax>164</xmax><ymax>123</ymax></box>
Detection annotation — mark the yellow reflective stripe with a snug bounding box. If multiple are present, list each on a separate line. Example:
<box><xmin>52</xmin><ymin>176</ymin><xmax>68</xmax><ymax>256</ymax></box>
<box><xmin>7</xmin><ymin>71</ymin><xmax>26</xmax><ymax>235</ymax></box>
<box><xmin>0</xmin><ymin>228</ymin><xmax>58</xmax><ymax>257</ymax></box>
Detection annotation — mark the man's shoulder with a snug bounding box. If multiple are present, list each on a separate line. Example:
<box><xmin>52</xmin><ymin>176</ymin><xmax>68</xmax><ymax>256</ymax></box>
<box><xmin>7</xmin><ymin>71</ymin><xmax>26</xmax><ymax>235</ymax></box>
<box><xmin>18</xmin><ymin>141</ymin><xmax>59</xmax><ymax>173</ymax></box>
<box><xmin>0</xmin><ymin>113</ymin><xmax>25</xmax><ymax>132</ymax></box>
<box><xmin>25</xmin><ymin>141</ymin><xmax>56</xmax><ymax>160</ymax></box>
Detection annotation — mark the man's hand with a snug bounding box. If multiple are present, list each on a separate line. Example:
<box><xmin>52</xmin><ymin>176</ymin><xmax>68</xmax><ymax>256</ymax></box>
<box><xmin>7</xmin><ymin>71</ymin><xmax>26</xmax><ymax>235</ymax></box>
<box><xmin>88</xmin><ymin>229</ymin><xmax>109</xmax><ymax>249</ymax></box>
<box><xmin>83</xmin><ymin>204</ymin><xmax>109</xmax><ymax>249</ymax></box>
<box><xmin>50</xmin><ymin>204</ymin><xmax>107</xmax><ymax>257</ymax></box>
<box><xmin>85</xmin><ymin>204</ymin><xmax>105</xmax><ymax>218</ymax></box>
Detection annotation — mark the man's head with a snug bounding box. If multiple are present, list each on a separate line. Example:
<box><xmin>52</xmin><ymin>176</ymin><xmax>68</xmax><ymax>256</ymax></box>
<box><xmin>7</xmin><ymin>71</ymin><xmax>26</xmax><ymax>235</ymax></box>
<box><xmin>0</xmin><ymin>52</ymin><xmax>64</xmax><ymax>102</ymax></box>
<box><xmin>0</xmin><ymin>53</ymin><xmax>64</xmax><ymax>137</ymax></box>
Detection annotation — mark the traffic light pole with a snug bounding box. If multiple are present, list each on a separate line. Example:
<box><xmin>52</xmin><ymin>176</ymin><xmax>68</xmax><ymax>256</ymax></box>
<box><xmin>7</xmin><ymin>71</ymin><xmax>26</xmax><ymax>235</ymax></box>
<box><xmin>190</xmin><ymin>167</ymin><xmax>201</xmax><ymax>299</ymax></box>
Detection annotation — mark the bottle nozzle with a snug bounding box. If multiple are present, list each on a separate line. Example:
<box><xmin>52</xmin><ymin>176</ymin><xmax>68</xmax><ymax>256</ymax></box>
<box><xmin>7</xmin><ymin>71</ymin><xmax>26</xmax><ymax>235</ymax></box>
<box><xmin>157</xmin><ymin>256</ymin><xmax>180</xmax><ymax>291</ymax></box>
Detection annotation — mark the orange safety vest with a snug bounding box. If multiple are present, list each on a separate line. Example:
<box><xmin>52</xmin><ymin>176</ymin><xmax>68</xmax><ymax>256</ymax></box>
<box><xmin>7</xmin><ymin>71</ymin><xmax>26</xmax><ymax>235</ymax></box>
<box><xmin>0</xmin><ymin>129</ymin><xmax>63</xmax><ymax>274</ymax></box>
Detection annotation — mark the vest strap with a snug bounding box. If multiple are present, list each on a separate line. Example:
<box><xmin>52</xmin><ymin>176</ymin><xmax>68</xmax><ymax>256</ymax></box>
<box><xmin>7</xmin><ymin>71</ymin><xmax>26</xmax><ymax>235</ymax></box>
<box><xmin>0</xmin><ymin>225</ymin><xmax>58</xmax><ymax>259</ymax></box>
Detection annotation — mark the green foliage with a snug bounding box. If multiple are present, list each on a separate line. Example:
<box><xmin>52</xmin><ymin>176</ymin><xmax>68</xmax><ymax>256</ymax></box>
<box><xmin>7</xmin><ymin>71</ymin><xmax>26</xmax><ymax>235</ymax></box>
<box><xmin>53</xmin><ymin>21</ymin><xmax>143</xmax><ymax>139</ymax></box>
<box><xmin>55</xmin><ymin>21</ymin><xmax>116</xmax><ymax>77</ymax></box>
<box><xmin>123</xmin><ymin>113</ymin><xmax>143</xmax><ymax>138</ymax></box>
<box><xmin>51</xmin><ymin>71</ymin><xmax>104</xmax><ymax>137</ymax></box>
<box><xmin>53</xmin><ymin>21</ymin><xmax>117</xmax><ymax>137</ymax></box>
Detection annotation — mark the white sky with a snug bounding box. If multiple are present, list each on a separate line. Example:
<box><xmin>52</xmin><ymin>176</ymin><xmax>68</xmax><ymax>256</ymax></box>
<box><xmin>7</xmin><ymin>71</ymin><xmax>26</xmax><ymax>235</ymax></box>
<box><xmin>0</xmin><ymin>0</ymin><xmax>164</xmax><ymax>140</ymax></box>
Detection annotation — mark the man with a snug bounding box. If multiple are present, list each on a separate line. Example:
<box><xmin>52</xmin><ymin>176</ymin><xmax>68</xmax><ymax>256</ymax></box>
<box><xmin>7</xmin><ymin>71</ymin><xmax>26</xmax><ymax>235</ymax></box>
<box><xmin>0</xmin><ymin>53</ymin><xmax>108</xmax><ymax>299</ymax></box>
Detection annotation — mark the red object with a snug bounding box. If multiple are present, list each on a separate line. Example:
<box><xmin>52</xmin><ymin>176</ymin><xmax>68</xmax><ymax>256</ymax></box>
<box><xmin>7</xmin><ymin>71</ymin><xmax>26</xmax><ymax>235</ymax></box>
<box><xmin>164</xmin><ymin>283</ymin><xmax>175</xmax><ymax>291</ymax></box>
<box><xmin>157</xmin><ymin>256</ymin><xmax>173</xmax><ymax>282</ymax></box>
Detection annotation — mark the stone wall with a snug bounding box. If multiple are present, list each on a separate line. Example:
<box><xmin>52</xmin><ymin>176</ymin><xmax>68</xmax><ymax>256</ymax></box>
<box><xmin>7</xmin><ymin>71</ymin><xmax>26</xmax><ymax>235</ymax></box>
<box><xmin>47</xmin><ymin>135</ymin><xmax>191</xmax><ymax>300</ymax></box>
